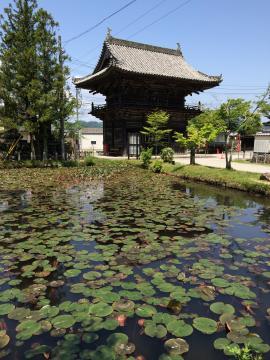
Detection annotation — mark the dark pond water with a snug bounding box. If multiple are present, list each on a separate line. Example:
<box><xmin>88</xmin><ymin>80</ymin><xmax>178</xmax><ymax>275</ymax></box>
<box><xmin>0</xmin><ymin>168</ymin><xmax>270</xmax><ymax>360</ymax></box>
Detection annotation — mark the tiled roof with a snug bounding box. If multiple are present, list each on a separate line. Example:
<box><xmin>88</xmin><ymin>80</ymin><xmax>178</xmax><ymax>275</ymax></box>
<box><xmin>81</xmin><ymin>128</ymin><xmax>103</xmax><ymax>135</ymax></box>
<box><xmin>74</xmin><ymin>36</ymin><xmax>221</xmax><ymax>86</ymax></box>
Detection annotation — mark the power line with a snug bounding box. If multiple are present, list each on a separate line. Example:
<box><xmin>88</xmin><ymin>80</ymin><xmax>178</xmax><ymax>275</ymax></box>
<box><xmin>64</xmin><ymin>0</ymin><xmax>137</xmax><ymax>45</ymax></box>
<box><xmin>71</xmin><ymin>0</ymin><xmax>169</xmax><ymax>64</ymax></box>
<box><xmin>127</xmin><ymin>0</ymin><xmax>192</xmax><ymax>39</ymax></box>
<box><xmin>114</xmin><ymin>0</ymin><xmax>168</xmax><ymax>36</ymax></box>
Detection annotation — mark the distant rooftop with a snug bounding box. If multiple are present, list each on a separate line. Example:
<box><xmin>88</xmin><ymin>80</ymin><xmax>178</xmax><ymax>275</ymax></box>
<box><xmin>81</xmin><ymin>128</ymin><xmax>103</xmax><ymax>135</ymax></box>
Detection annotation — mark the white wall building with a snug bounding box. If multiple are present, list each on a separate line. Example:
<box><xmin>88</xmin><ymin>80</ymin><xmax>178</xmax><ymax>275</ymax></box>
<box><xmin>79</xmin><ymin>128</ymin><xmax>103</xmax><ymax>154</ymax></box>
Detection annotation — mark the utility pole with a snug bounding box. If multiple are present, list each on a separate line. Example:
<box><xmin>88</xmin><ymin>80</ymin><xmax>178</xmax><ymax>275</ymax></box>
<box><xmin>75</xmin><ymin>87</ymin><xmax>80</xmax><ymax>159</ymax></box>
<box><xmin>58</xmin><ymin>35</ymin><xmax>65</xmax><ymax>161</ymax></box>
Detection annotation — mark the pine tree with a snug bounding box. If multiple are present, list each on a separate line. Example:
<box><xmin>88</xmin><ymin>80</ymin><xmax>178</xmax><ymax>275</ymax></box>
<box><xmin>0</xmin><ymin>0</ymin><xmax>76</xmax><ymax>160</ymax></box>
<box><xmin>34</xmin><ymin>9</ymin><xmax>59</xmax><ymax>160</ymax></box>
<box><xmin>0</xmin><ymin>0</ymin><xmax>38</xmax><ymax>158</ymax></box>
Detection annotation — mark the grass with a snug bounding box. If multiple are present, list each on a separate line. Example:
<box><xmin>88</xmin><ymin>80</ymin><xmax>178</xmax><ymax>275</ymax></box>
<box><xmin>161</xmin><ymin>162</ymin><xmax>270</xmax><ymax>196</ymax></box>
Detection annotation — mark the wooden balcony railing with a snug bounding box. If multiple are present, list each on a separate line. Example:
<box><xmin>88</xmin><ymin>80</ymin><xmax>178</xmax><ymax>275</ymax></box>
<box><xmin>91</xmin><ymin>102</ymin><xmax>201</xmax><ymax>113</ymax></box>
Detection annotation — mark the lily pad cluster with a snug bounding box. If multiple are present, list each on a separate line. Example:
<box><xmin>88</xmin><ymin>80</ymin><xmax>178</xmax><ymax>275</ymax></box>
<box><xmin>0</xmin><ymin>167</ymin><xmax>269</xmax><ymax>359</ymax></box>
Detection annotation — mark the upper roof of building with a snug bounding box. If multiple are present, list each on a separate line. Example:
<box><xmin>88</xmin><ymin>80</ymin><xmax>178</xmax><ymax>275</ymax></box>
<box><xmin>81</xmin><ymin>127</ymin><xmax>103</xmax><ymax>135</ymax></box>
<box><xmin>74</xmin><ymin>33</ymin><xmax>222</xmax><ymax>89</ymax></box>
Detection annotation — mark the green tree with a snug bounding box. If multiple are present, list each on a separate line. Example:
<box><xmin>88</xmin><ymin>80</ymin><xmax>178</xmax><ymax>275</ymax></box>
<box><xmin>0</xmin><ymin>0</ymin><xmax>38</xmax><ymax>158</ymax></box>
<box><xmin>216</xmin><ymin>98</ymin><xmax>262</xmax><ymax>169</ymax></box>
<box><xmin>175</xmin><ymin>110</ymin><xmax>222</xmax><ymax>165</ymax></box>
<box><xmin>257</xmin><ymin>85</ymin><xmax>270</xmax><ymax>120</ymax></box>
<box><xmin>141</xmin><ymin>110</ymin><xmax>171</xmax><ymax>156</ymax></box>
<box><xmin>34</xmin><ymin>8</ymin><xmax>59</xmax><ymax>160</ymax></box>
<box><xmin>0</xmin><ymin>0</ymin><xmax>76</xmax><ymax>160</ymax></box>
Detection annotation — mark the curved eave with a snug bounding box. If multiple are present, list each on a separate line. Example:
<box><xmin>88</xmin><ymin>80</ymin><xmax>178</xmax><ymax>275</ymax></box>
<box><xmin>74</xmin><ymin>65</ymin><xmax>222</xmax><ymax>91</ymax></box>
<box><xmin>74</xmin><ymin>67</ymin><xmax>112</xmax><ymax>89</ymax></box>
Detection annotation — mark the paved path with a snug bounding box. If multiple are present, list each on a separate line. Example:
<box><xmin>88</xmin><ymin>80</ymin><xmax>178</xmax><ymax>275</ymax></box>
<box><xmin>174</xmin><ymin>156</ymin><xmax>270</xmax><ymax>174</ymax></box>
<box><xmin>97</xmin><ymin>153</ymin><xmax>270</xmax><ymax>174</ymax></box>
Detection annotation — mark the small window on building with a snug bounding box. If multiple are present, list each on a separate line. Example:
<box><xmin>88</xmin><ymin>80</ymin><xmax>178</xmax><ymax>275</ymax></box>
<box><xmin>91</xmin><ymin>141</ymin><xmax>96</xmax><ymax>145</ymax></box>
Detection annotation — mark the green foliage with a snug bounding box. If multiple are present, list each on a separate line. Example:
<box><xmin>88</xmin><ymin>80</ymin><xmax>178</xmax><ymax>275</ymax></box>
<box><xmin>140</xmin><ymin>148</ymin><xmax>153</xmax><ymax>168</ymax></box>
<box><xmin>84</xmin><ymin>156</ymin><xmax>95</xmax><ymax>167</ymax></box>
<box><xmin>215</xmin><ymin>98</ymin><xmax>262</xmax><ymax>169</ymax></box>
<box><xmin>226</xmin><ymin>344</ymin><xmax>263</xmax><ymax>360</ymax></box>
<box><xmin>0</xmin><ymin>0</ymin><xmax>76</xmax><ymax>160</ymax></box>
<box><xmin>161</xmin><ymin>147</ymin><xmax>174</xmax><ymax>163</ymax></box>
<box><xmin>257</xmin><ymin>85</ymin><xmax>270</xmax><ymax>120</ymax></box>
<box><xmin>150</xmin><ymin>160</ymin><xmax>163</xmax><ymax>173</ymax></box>
<box><xmin>175</xmin><ymin>110</ymin><xmax>223</xmax><ymax>165</ymax></box>
<box><xmin>141</xmin><ymin>111</ymin><xmax>171</xmax><ymax>154</ymax></box>
<box><xmin>61</xmin><ymin>160</ymin><xmax>78</xmax><ymax>168</ymax></box>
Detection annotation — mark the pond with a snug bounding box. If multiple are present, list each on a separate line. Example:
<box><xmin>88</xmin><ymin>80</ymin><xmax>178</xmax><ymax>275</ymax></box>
<box><xmin>0</xmin><ymin>167</ymin><xmax>270</xmax><ymax>359</ymax></box>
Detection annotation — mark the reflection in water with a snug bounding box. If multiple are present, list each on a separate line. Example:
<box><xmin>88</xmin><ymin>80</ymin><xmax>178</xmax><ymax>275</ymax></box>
<box><xmin>0</xmin><ymin>171</ymin><xmax>270</xmax><ymax>360</ymax></box>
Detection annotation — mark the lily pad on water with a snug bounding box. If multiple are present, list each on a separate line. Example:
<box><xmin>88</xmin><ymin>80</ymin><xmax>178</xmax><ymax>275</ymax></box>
<box><xmin>213</xmin><ymin>338</ymin><xmax>231</xmax><ymax>350</ymax></box>
<box><xmin>145</xmin><ymin>323</ymin><xmax>167</xmax><ymax>338</ymax></box>
<box><xmin>167</xmin><ymin>319</ymin><xmax>193</xmax><ymax>337</ymax></box>
<box><xmin>8</xmin><ymin>307</ymin><xmax>30</xmax><ymax>321</ymax></box>
<box><xmin>210</xmin><ymin>302</ymin><xmax>235</xmax><ymax>315</ymax></box>
<box><xmin>112</xmin><ymin>299</ymin><xmax>135</xmax><ymax>313</ymax></box>
<box><xmin>135</xmin><ymin>304</ymin><xmax>157</xmax><ymax>318</ymax></box>
<box><xmin>16</xmin><ymin>320</ymin><xmax>41</xmax><ymax>340</ymax></box>
<box><xmin>193</xmin><ymin>317</ymin><xmax>218</xmax><ymax>334</ymax></box>
<box><xmin>106</xmin><ymin>332</ymin><xmax>128</xmax><ymax>348</ymax></box>
<box><xmin>90</xmin><ymin>302</ymin><xmax>113</xmax><ymax>317</ymax></box>
<box><xmin>165</xmin><ymin>338</ymin><xmax>189</xmax><ymax>355</ymax></box>
<box><xmin>51</xmin><ymin>315</ymin><xmax>76</xmax><ymax>329</ymax></box>
<box><xmin>0</xmin><ymin>331</ymin><xmax>10</xmax><ymax>349</ymax></box>
<box><xmin>64</xmin><ymin>269</ymin><xmax>81</xmax><ymax>278</ymax></box>
<box><xmin>0</xmin><ymin>304</ymin><xmax>15</xmax><ymax>316</ymax></box>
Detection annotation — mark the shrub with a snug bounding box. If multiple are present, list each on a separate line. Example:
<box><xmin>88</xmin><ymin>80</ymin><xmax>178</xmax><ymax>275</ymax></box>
<box><xmin>140</xmin><ymin>148</ymin><xmax>153</xmax><ymax>168</ymax></box>
<box><xmin>161</xmin><ymin>147</ymin><xmax>174</xmax><ymax>163</ymax></box>
<box><xmin>150</xmin><ymin>159</ymin><xmax>163</xmax><ymax>173</ymax></box>
<box><xmin>61</xmin><ymin>160</ymin><xmax>79</xmax><ymax>167</ymax></box>
<box><xmin>84</xmin><ymin>156</ymin><xmax>95</xmax><ymax>167</ymax></box>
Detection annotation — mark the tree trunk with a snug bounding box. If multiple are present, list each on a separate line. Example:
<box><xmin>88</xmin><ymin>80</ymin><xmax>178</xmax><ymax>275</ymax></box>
<box><xmin>60</xmin><ymin>116</ymin><xmax>65</xmax><ymax>160</ymax></box>
<box><xmin>190</xmin><ymin>148</ymin><xmax>196</xmax><ymax>165</ymax></box>
<box><xmin>225</xmin><ymin>134</ymin><xmax>232</xmax><ymax>170</ymax></box>
<box><xmin>30</xmin><ymin>134</ymin><xmax>36</xmax><ymax>160</ymax></box>
<box><xmin>43</xmin><ymin>124</ymin><xmax>48</xmax><ymax>161</ymax></box>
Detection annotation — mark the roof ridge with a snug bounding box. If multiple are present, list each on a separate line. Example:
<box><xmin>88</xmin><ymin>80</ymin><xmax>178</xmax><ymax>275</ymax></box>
<box><xmin>106</xmin><ymin>36</ymin><xmax>182</xmax><ymax>56</ymax></box>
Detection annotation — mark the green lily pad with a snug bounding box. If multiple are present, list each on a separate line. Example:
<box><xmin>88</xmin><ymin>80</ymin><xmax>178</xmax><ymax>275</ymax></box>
<box><xmin>51</xmin><ymin>315</ymin><xmax>76</xmax><ymax>329</ymax></box>
<box><xmin>193</xmin><ymin>317</ymin><xmax>217</xmax><ymax>334</ymax></box>
<box><xmin>167</xmin><ymin>319</ymin><xmax>193</xmax><ymax>337</ymax></box>
<box><xmin>0</xmin><ymin>304</ymin><xmax>15</xmax><ymax>316</ymax></box>
<box><xmin>135</xmin><ymin>304</ymin><xmax>157</xmax><ymax>318</ymax></box>
<box><xmin>64</xmin><ymin>269</ymin><xmax>81</xmax><ymax>278</ymax></box>
<box><xmin>210</xmin><ymin>302</ymin><xmax>235</xmax><ymax>315</ymax></box>
<box><xmin>106</xmin><ymin>332</ymin><xmax>128</xmax><ymax>347</ymax></box>
<box><xmin>145</xmin><ymin>323</ymin><xmax>167</xmax><ymax>338</ymax></box>
<box><xmin>165</xmin><ymin>338</ymin><xmax>189</xmax><ymax>355</ymax></box>
<box><xmin>90</xmin><ymin>302</ymin><xmax>113</xmax><ymax>317</ymax></box>
<box><xmin>213</xmin><ymin>338</ymin><xmax>231</xmax><ymax>350</ymax></box>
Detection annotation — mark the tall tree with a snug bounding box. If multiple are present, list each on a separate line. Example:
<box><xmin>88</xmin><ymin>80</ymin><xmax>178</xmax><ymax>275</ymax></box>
<box><xmin>0</xmin><ymin>0</ymin><xmax>76</xmax><ymax>160</ymax></box>
<box><xmin>0</xmin><ymin>0</ymin><xmax>38</xmax><ymax>158</ymax></box>
<box><xmin>175</xmin><ymin>110</ymin><xmax>223</xmax><ymax>165</ymax></box>
<box><xmin>54</xmin><ymin>36</ymin><xmax>77</xmax><ymax>160</ymax></box>
<box><xmin>141</xmin><ymin>110</ymin><xmax>171</xmax><ymax>156</ymax></box>
<box><xmin>34</xmin><ymin>8</ymin><xmax>58</xmax><ymax>160</ymax></box>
